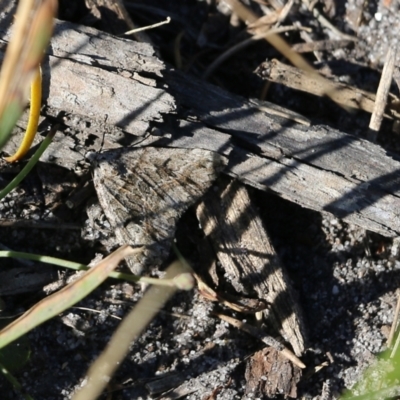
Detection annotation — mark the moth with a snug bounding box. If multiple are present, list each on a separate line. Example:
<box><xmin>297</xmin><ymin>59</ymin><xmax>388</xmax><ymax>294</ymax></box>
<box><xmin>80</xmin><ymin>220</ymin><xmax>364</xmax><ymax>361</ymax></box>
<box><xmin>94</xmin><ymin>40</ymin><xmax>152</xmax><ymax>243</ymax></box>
<box><xmin>91</xmin><ymin>146</ymin><xmax>226</xmax><ymax>275</ymax></box>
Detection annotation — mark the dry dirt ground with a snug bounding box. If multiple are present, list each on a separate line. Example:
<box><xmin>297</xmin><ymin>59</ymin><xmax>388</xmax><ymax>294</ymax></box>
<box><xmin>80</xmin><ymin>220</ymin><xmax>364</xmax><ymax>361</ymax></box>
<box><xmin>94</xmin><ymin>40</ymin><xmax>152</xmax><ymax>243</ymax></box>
<box><xmin>2</xmin><ymin>0</ymin><xmax>400</xmax><ymax>399</ymax></box>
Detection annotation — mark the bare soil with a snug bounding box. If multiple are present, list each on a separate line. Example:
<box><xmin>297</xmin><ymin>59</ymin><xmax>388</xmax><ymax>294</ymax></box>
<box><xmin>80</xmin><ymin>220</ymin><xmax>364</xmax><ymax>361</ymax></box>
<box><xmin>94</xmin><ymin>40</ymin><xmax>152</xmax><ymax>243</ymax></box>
<box><xmin>2</xmin><ymin>0</ymin><xmax>400</xmax><ymax>399</ymax></box>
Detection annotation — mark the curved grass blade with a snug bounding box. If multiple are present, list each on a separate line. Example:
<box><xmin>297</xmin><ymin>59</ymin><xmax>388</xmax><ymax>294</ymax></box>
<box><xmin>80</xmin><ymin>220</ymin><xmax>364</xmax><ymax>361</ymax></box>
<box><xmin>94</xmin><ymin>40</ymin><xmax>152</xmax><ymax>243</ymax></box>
<box><xmin>0</xmin><ymin>248</ymin><xmax>193</xmax><ymax>288</ymax></box>
<box><xmin>0</xmin><ymin>0</ymin><xmax>57</xmax><ymax>149</ymax></box>
<box><xmin>5</xmin><ymin>66</ymin><xmax>42</xmax><ymax>162</ymax></box>
<box><xmin>0</xmin><ymin>245</ymin><xmax>140</xmax><ymax>350</ymax></box>
<box><xmin>0</xmin><ymin>125</ymin><xmax>56</xmax><ymax>201</ymax></box>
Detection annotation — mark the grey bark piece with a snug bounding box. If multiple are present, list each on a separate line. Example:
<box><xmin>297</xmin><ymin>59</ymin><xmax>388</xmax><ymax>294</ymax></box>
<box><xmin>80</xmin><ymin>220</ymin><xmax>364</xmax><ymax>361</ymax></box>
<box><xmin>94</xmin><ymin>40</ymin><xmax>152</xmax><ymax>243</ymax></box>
<box><xmin>0</xmin><ymin>18</ymin><xmax>163</xmax><ymax>75</ymax></box>
<box><xmin>196</xmin><ymin>178</ymin><xmax>306</xmax><ymax>356</ymax></box>
<box><xmin>92</xmin><ymin>147</ymin><xmax>226</xmax><ymax>275</ymax></box>
<box><xmin>227</xmin><ymin>148</ymin><xmax>400</xmax><ymax>237</ymax></box>
<box><xmin>1</xmin><ymin>16</ymin><xmax>400</xmax><ymax>236</ymax></box>
<box><xmin>50</xmin><ymin>20</ymin><xmax>162</xmax><ymax>73</ymax></box>
<box><xmin>43</xmin><ymin>54</ymin><xmax>174</xmax><ymax>134</ymax></box>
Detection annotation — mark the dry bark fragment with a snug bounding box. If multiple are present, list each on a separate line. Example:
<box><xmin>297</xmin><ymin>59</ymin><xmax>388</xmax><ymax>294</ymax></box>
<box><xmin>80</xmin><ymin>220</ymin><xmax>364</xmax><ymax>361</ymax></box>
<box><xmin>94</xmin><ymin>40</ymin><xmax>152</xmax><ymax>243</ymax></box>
<box><xmin>245</xmin><ymin>347</ymin><xmax>302</xmax><ymax>398</ymax></box>
<box><xmin>196</xmin><ymin>177</ymin><xmax>307</xmax><ymax>356</ymax></box>
<box><xmin>256</xmin><ymin>58</ymin><xmax>400</xmax><ymax>119</ymax></box>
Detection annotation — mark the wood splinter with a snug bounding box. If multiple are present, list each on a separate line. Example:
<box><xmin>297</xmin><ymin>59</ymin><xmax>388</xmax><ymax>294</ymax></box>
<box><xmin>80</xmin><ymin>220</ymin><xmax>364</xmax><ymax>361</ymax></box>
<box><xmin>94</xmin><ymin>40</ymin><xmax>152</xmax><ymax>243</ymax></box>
<box><xmin>197</xmin><ymin>177</ymin><xmax>307</xmax><ymax>357</ymax></box>
<box><xmin>214</xmin><ymin>312</ymin><xmax>305</xmax><ymax>369</ymax></box>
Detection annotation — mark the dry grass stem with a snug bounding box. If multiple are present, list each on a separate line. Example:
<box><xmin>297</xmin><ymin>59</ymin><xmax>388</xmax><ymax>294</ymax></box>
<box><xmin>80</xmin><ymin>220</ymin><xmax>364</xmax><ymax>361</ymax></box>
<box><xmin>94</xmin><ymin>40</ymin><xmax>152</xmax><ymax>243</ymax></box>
<box><xmin>72</xmin><ymin>260</ymin><xmax>192</xmax><ymax>400</ymax></box>
<box><xmin>369</xmin><ymin>41</ymin><xmax>398</xmax><ymax>138</ymax></box>
<box><xmin>388</xmin><ymin>290</ymin><xmax>400</xmax><ymax>349</ymax></box>
<box><xmin>203</xmin><ymin>25</ymin><xmax>310</xmax><ymax>80</ymax></box>
<box><xmin>222</xmin><ymin>0</ymin><xmax>356</xmax><ymax>109</ymax></box>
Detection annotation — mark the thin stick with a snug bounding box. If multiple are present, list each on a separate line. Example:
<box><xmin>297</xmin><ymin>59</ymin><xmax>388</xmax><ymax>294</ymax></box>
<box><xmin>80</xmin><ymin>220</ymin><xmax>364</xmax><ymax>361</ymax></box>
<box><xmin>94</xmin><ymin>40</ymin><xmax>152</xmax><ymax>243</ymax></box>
<box><xmin>124</xmin><ymin>16</ymin><xmax>171</xmax><ymax>35</ymax></box>
<box><xmin>302</xmin><ymin>0</ymin><xmax>356</xmax><ymax>41</ymax></box>
<box><xmin>257</xmin><ymin>58</ymin><xmax>400</xmax><ymax>118</ymax></box>
<box><xmin>203</xmin><ymin>25</ymin><xmax>309</xmax><ymax>80</ymax></box>
<box><xmin>369</xmin><ymin>41</ymin><xmax>398</xmax><ymax>140</ymax></box>
<box><xmin>390</xmin><ymin>330</ymin><xmax>400</xmax><ymax>359</ymax></box>
<box><xmin>213</xmin><ymin>312</ymin><xmax>305</xmax><ymax>368</ymax></box>
<box><xmin>222</xmin><ymin>0</ymin><xmax>354</xmax><ymax>110</ymax></box>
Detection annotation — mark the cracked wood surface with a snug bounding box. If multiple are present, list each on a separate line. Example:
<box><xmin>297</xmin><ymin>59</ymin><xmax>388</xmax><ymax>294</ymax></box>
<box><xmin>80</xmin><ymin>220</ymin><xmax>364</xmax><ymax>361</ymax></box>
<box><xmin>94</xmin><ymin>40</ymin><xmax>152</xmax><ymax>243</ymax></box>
<box><xmin>197</xmin><ymin>178</ymin><xmax>307</xmax><ymax>356</ymax></box>
<box><xmin>1</xmin><ymin>17</ymin><xmax>400</xmax><ymax>237</ymax></box>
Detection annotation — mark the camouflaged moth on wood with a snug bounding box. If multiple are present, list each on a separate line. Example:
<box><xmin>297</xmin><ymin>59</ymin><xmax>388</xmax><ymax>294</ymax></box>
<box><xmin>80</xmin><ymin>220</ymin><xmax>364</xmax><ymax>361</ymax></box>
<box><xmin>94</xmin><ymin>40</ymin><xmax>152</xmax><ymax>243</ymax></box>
<box><xmin>91</xmin><ymin>146</ymin><xmax>226</xmax><ymax>275</ymax></box>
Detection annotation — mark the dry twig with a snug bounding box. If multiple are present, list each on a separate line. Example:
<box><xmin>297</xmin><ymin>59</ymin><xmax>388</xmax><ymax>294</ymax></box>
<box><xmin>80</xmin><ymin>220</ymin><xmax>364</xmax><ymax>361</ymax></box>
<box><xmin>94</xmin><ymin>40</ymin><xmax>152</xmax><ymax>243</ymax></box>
<box><xmin>369</xmin><ymin>41</ymin><xmax>398</xmax><ymax>140</ymax></box>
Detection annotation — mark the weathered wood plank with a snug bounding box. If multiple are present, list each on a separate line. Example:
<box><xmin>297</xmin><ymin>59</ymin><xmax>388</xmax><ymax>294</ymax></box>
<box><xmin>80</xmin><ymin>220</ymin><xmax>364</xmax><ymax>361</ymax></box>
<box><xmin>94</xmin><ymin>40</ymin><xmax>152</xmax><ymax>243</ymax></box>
<box><xmin>44</xmin><ymin>54</ymin><xmax>174</xmax><ymax>134</ymax></box>
<box><xmin>227</xmin><ymin>148</ymin><xmax>400</xmax><ymax>236</ymax></box>
<box><xmin>1</xmin><ymin>17</ymin><xmax>400</xmax><ymax>236</ymax></box>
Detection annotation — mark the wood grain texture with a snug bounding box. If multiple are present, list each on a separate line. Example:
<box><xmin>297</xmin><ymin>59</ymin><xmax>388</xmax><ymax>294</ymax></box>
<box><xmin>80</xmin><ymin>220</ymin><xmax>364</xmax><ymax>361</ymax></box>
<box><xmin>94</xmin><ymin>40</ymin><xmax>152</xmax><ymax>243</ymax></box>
<box><xmin>197</xmin><ymin>178</ymin><xmax>307</xmax><ymax>356</ymax></box>
<box><xmin>1</xmin><ymin>16</ymin><xmax>400</xmax><ymax>236</ymax></box>
<box><xmin>245</xmin><ymin>347</ymin><xmax>301</xmax><ymax>398</ymax></box>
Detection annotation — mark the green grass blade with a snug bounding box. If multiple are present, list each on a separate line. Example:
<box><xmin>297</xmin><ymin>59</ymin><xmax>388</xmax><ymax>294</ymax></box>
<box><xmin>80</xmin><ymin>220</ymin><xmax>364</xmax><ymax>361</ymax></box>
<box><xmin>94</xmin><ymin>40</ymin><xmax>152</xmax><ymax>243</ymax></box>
<box><xmin>0</xmin><ymin>249</ymin><xmax>194</xmax><ymax>288</ymax></box>
<box><xmin>73</xmin><ymin>260</ymin><xmax>191</xmax><ymax>400</ymax></box>
<box><xmin>0</xmin><ymin>245</ymin><xmax>140</xmax><ymax>350</ymax></box>
<box><xmin>0</xmin><ymin>126</ymin><xmax>56</xmax><ymax>201</ymax></box>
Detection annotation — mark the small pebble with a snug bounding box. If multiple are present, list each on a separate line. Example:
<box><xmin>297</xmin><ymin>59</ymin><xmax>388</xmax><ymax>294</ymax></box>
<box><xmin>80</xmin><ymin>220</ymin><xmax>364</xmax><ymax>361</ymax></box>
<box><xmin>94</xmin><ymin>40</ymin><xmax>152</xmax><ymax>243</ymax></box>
<box><xmin>332</xmin><ymin>285</ymin><xmax>340</xmax><ymax>295</ymax></box>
